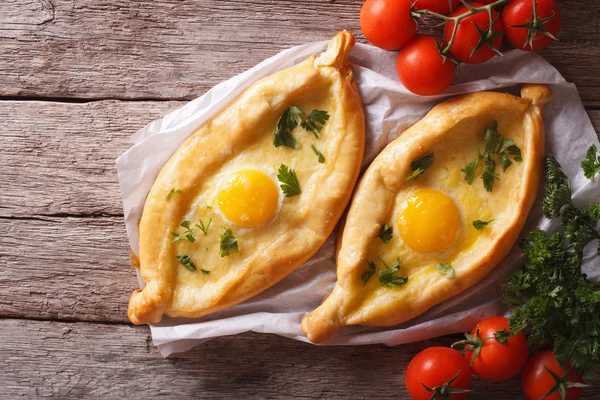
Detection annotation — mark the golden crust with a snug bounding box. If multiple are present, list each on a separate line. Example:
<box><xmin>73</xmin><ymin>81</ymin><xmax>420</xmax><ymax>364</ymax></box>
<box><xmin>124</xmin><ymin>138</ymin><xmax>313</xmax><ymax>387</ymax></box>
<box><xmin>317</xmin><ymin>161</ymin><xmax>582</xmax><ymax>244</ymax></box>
<box><xmin>302</xmin><ymin>85</ymin><xmax>550</xmax><ymax>343</ymax></box>
<box><xmin>128</xmin><ymin>31</ymin><xmax>365</xmax><ymax>325</ymax></box>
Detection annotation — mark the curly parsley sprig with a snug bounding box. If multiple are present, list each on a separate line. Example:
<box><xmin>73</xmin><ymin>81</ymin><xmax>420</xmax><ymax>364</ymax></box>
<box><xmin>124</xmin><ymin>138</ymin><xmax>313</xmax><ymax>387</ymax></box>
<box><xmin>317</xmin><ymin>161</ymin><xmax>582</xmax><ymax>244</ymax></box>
<box><xmin>495</xmin><ymin>155</ymin><xmax>600</xmax><ymax>381</ymax></box>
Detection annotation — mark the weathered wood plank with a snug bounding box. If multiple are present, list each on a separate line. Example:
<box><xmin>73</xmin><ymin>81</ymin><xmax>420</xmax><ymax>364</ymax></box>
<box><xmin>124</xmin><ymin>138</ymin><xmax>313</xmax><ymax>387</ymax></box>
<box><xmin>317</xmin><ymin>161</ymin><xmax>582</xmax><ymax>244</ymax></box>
<box><xmin>1</xmin><ymin>0</ymin><xmax>599</xmax><ymax>105</ymax></box>
<box><xmin>8</xmin><ymin>318</ymin><xmax>594</xmax><ymax>399</ymax></box>
<box><xmin>1</xmin><ymin>103</ymin><xmax>598</xmax><ymax>219</ymax></box>
<box><xmin>0</xmin><ymin>100</ymin><xmax>184</xmax><ymax>217</ymax></box>
<box><xmin>0</xmin><ymin>216</ymin><xmax>135</xmax><ymax>322</ymax></box>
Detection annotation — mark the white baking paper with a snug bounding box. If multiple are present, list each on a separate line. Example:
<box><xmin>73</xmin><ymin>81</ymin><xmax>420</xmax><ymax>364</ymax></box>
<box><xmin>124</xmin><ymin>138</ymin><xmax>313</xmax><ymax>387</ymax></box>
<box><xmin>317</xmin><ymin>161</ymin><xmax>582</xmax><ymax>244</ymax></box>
<box><xmin>116</xmin><ymin>41</ymin><xmax>600</xmax><ymax>357</ymax></box>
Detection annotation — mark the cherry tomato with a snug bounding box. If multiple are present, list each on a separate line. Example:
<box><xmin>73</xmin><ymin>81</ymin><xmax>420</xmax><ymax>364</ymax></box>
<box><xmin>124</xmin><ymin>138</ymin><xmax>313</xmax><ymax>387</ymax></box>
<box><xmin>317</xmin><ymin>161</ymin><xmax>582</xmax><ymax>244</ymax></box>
<box><xmin>412</xmin><ymin>0</ymin><xmax>460</xmax><ymax>15</ymax></box>
<box><xmin>396</xmin><ymin>35</ymin><xmax>456</xmax><ymax>96</ymax></box>
<box><xmin>406</xmin><ymin>347</ymin><xmax>472</xmax><ymax>400</ymax></box>
<box><xmin>360</xmin><ymin>0</ymin><xmax>417</xmax><ymax>50</ymax></box>
<box><xmin>444</xmin><ymin>2</ymin><xmax>504</xmax><ymax>64</ymax></box>
<box><xmin>521</xmin><ymin>350</ymin><xmax>585</xmax><ymax>400</ymax></box>
<box><xmin>502</xmin><ymin>0</ymin><xmax>560</xmax><ymax>51</ymax></box>
<box><xmin>459</xmin><ymin>316</ymin><xmax>528</xmax><ymax>382</ymax></box>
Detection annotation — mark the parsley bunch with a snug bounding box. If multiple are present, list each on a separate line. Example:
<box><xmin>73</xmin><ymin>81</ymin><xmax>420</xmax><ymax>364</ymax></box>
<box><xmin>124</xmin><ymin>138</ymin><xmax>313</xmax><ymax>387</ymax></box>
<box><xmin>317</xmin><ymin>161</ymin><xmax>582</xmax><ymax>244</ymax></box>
<box><xmin>496</xmin><ymin>154</ymin><xmax>600</xmax><ymax>381</ymax></box>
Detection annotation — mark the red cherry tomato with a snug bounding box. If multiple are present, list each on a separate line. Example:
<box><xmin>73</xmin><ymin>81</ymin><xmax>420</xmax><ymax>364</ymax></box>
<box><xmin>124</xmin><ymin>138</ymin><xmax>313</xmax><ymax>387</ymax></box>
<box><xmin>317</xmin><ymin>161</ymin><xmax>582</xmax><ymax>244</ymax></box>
<box><xmin>360</xmin><ymin>0</ymin><xmax>417</xmax><ymax>50</ymax></box>
<box><xmin>396</xmin><ymin>35</ymin><xmax>456</xmax><ymax>96</ymax></box>
<box><xmin>444</xmin><ymin>2</ymin><xmax>504</xmax><ymax>64</ymax></box>
<box><xmin>460</xmin><ymin>316</ymin><xmax>528</xmax><ymax>382</ymax></box>
<box><xmin>521</xmin><ymin>350</ymin><xmax>585</xmax><ymax>400</ymax></box>
<box><xmin>412</xmin><ymin>0</ymin><xmax>460</xmax><ymax>15</ymax></box>
<box><xmin>502</xmin><ymin>0</ymin><xmax>560</xmax><ymax>51</ymax></box>
<box><xmin>406</xmin><ymin>347</ymin><xmax>472</xmax><ymax>400</ymax></box>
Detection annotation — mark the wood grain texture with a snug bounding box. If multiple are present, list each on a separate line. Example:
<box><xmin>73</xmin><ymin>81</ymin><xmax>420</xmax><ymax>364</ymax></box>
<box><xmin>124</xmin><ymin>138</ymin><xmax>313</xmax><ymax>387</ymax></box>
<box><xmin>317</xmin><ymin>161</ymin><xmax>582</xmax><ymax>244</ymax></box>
<box><xmin>1</xmin><ymin>0</ymin><xmax>599</xmax><ymax>105</ymax></box>
<box><xmin>0</xmin><ymin>100</ymin><xmax>184</xmax><ymax>217</ymax></box>
<box><xmin>0</xmin><ymin>215</ymin><xmax>135</xmax><ymax>322</ymax></box>
<box><xmin>5</xmin><ymin>318</ymin><xmax>584</xmax><ymax>400</ymax></box>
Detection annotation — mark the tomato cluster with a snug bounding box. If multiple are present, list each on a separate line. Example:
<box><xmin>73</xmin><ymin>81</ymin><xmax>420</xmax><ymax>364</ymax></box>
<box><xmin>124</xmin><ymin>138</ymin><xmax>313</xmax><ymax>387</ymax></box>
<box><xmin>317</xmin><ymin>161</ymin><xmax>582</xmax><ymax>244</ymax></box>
<box><xmin>405</xmin><ymin>317</ymin><xmax>587</xmax><ymax>400</ymax></box>
<box><xmin>360</xmin><ymin>0</ymin><xmax>561</xmax><ymax>95</ymax></box>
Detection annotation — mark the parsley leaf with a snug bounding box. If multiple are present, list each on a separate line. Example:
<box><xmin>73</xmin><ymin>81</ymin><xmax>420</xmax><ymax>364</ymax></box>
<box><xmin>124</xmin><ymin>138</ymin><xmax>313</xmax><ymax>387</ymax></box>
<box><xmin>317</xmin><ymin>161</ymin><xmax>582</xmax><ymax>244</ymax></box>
<box><xmin>376</xmin><ymin>223</ymin><xmax>393</xmax><ymax>244</ymax></box>
<box><xmin>461</xmin><ymin>151</ymin><xmax>483</xmax><ymax>185</ymax></box>
<box><xmin>482</xmin><ymin>158</ymin><xmax>499</xmax><ymax>192</ymax></box>
<box><xmin>406</xmin><ymin>153</ymin><xmax>434</xmax><ymax>181</ymax></box>
<box><xmin>301</xmin><ymin>110</ymin><xmax>330</xmax><ymax>138</ymax></box>
<box><xmin>483</xmin><ymin>122</ymin><xmax>500</xmax><ymax>156</ymax></box>
<box><xmin>277</xmin><ymin>164</ymin><xmax>301</xmax><ymax>197</ymax></box>
<box><xmin>582</xmin><ymin>144</ymin><xmax>600</xmax><ymax>180</ymax></box>
<box><xmin>274</xmin><ymin>106</ymin><xmax>303</xmax><ymax>148</ymax></box>
<box><xmin>462</xmin><ymin>122</ymin><xmax>522</xmax><ymax>191</ymax></box>
<box><xmin>436</xmin><ymin>263</ymin><xmax>454</xmax><ymax>279</ymax></box>
<box><xmin>496</xmin><ymin>156</ymin><xmax>600</xmax><ymax>380</ymax></box>
<box><xmin>166</xmin><ymin>189</ymin><xmax>182</xmax><ymax>201</ymax></box>
<box><xmin>361</xmin><ymin>260</ymin><xmax>376</xmax><ymax>286</ymax></box>
<box><xmin>310</xmin><ymin>144</ymin><xmax>325</xmax><ymax>163</ymax></box>
<box><xmin>200</xmin><ymin>269</ymin><xmax>211</xmax><ymax>276</ymax></box>
<box><xmin>176</xmin><ymin>254</ymin><xmax>197</xmax><ymax>272</ymax></box>
<box><xmin>171</xmin><ymin>220</ymin><xmax>196</xmax><ymax>243</ymax></box>
<box><xmin>378</xmin><ymin>258</ymin><xmax>408</xmax><ymax>288</ymax></box>
<box><xmin>195</xmin><ymin>218</ymin><xmax>212</xmax><ymax>236</ymax></box>
<box><xmin>219</xmin><ymin>228</ymin><xmax>239</xmax><ymax>258</ymax></box>
<box><xmin>472</xmin><ymin>219</ymin><xmax>494</xmax><ymax>230</ymax></box>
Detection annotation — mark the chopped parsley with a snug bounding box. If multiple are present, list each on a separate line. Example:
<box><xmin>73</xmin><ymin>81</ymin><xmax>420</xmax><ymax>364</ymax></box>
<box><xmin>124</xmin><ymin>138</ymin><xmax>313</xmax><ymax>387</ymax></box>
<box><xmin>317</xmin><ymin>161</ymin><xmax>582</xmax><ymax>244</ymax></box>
<box><xmin>376</xmin><ymin>223</ymin><xmax>393</xmax><ymax>244</ymax></box>
<box><xmin>277</xmin><ymin>164</ymin><xmax>301</xmax><ymax>197</ymax></box>
<box><xmin>219</xmin><ymin>228</ymin><xmax>239</xmax><ymax>258</ymax></box>
<box><xmin>200</xmin><ymin>269</ymin><xmax>211</xmax><ymax>276</ymax></box>
<box><xmin>196</xmin><ymin>218</ymin><xmax>212</xmax><ymax>236</ymax></box>
<box><xmin>461</xmin><ymin>121</ymin><xmax>522</xmax><ymax>192</ymax></box>
<box><xmin>378</xmin><ymin>257</ymin><xmax>408</xmax><ymax>288</ymax></box>
<box><xmin>175</xmin><ymin>254</ymin><xmax>197</xmax><ymax>272</ymax></box>
<box><xmin>273</xmin><ymin>106</ymin><xmax>303</xmax><ymax>148</ymax></box>
<box><xmin>436</xmin><ymin>263</ymin><xmax>455</xmax><ymax>279</ymax></box>
<box><xmin>301</xmin><ymin>110</ymin><xmax>330</xmax><ymax>138</ymax></box>
<box><xmin>472</xmin><ymin>219</ymin><xmax>494</xmax><ymax>230</ymax></box>
<box><xmin>406</xmin><ymin>153</ymin><xmax>434</xmax><ymax>181</ymax></box>
<box><xmin>581</xmin><ymin>144</ymin><xmax>600</xmax><ymax>180</ymax></box>
<box><xmin>171</xmin><ymin>220</ymin><xmax>196</xmax><ymax>243</ymax></box>
<box><xmin>166</xmin><ymin>189</ymin><xmax>182</xmax><ymax>201</ymax></box>
<box><xmin>361</xmin><ymin>260</ymin><xmax>376</xmax><ymax>286</ymax></box>
<box><xmin>310</xmin><ymin>144</ymin><xmax>325</xmax><ymax>163</ymax></box>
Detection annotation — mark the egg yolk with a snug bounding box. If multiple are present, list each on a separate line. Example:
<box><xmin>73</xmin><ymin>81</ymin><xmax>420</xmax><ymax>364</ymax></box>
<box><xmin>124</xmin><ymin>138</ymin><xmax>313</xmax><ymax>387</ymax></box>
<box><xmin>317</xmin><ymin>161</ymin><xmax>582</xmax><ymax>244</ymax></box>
<box><xmin>217</xmin><ymin>170</ymin><xmax>279</xmax><ymax>228</ymax></box>
<box><xmin>397</xmin><ymin>188</ymin><xmax>460</xmax><ymax>254</ymax></box>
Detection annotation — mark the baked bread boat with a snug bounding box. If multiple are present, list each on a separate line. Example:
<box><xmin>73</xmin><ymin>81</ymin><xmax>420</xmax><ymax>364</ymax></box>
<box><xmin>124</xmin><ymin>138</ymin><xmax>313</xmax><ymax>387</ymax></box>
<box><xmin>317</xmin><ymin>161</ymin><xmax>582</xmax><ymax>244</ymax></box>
<box><xmin>302</xmin><ymin>84</ymin><xmax>551</xmax><ymax>343</ymax></box>
<box><xmin>128</xmin><ymin>31</ymin><xmax>365</xmax><ymax>325</ymax></box>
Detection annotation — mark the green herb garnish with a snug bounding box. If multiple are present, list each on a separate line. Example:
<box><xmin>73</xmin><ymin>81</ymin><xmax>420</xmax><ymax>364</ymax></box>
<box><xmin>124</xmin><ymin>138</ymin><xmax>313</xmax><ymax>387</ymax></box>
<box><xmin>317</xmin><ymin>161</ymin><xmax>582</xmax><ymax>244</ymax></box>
<box><xmin>376</xmin><ymin>223</ymin><xmax>393</xmax><ymax>244</ymax></box>
<box><xmin>302</xmin><ymin>110</ymin><xmax>330</xmax><ymax>138</ymax></box>
<box><xmin>310</xmin><ymin>144</ymin><xmax>325</xmax><ymax>163</ymax></box>
<box><xmin>494</xmin><ymin>155</ymin><xmax>600</xmax><ymax>381</ymax></box>
<box><xmin>171</xmin><ymin>220</ymin><xmax>196</xmax><ymax>243</ymax></box>
<box><xmin>582</xmin><ymin>144</ymin><xmax>600</xmax><ymax>180</ymax></box>
<box><xmin>361</xmin><ymin>260</ymin><xmax>377</xmax><ymax>286</ymax></box>
<box><xmin>176</xmin><ymin>254</ymin><xmax>197</xmax><ymax>272</ymax></box>
<box><xmin>436</xmin><ymin>263</ymin><xmax>455</xmax><ymax>279</ymax></box>
<box><xmin>219</xmin><ymin>228</ymin><xmax>239</xmax><ymax>258</ymax></box>
<box><xmin>196</xmin><ymin>218</ymin><xmax>212</xmax><ymax>236</ymax></box>
<box><xmin>378</xmin><ymin>257</ymin><xmax>408</xmax><ymax>289</ymax></box>
<box><xmin>472</xmin><ymin>219</ymin><xmax>494</xmax><ymax>230</ymax></box>
<box><xmin>166</xmin><ymin>189</ymin><xmax>182</xmax><ymax>201</ymax></box>
<box><xmin>406</xmin><ymin>153</ymin><xmax>434</xmax><ymax>181</ymax></box>
<box><xmin>274</xmin><ymin>106</ymin><xmax>303</xmax><ymax>148</ymax></box>
<box><xmin>200</xmin><ymin>269</ymin><xmax>211</xmax><ymax>276</ymax></box>
<box><xmin>277</xmin><ymin>164</ymin><xmax>301</xmax><ymax>197</ymax></box>
<box><xmin>462</xmin><ymin>121</ymin><xmax>522</xmax><ymax>192</ymax></box>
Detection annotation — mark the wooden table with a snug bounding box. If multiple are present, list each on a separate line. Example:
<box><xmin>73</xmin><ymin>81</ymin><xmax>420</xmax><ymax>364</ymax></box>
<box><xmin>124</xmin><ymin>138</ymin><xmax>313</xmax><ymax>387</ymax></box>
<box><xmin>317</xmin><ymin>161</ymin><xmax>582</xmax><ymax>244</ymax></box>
<box><xmin>1</xmin><ymin>1</ymin><xmax>598</xmax><ymax>398</ymax></box>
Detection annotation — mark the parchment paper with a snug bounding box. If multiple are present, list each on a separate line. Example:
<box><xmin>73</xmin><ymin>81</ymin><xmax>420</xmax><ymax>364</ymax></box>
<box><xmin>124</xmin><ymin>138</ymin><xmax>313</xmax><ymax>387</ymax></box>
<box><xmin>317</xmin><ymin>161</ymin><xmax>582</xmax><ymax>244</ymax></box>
<box><xmin>116</xmin><ymin>41</ymin><xmax>600</xmax><ymax>357</ymax></box>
